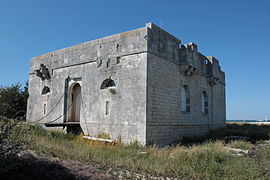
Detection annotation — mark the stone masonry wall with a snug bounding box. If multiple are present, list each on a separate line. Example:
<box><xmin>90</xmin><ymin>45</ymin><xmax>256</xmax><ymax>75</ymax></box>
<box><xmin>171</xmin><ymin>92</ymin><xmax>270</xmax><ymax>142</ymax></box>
<box><xmin>145</xmin><ymin>23</ymin><xmax>226</xmax><ymax>146</ymax></box>
<box><xmin>27</xmin><ymin>22</ymin><xmax>226</xmax><ymax>146</ymax></box>
<box><xmin>146</xmin><ymin>53</ymin><xmax>213</xmax><ymax>145</ymax></box>
<box><xmin>27</xmin><ymin>26</ymin><xmax>148</xmax><ymax>145</ymax></box>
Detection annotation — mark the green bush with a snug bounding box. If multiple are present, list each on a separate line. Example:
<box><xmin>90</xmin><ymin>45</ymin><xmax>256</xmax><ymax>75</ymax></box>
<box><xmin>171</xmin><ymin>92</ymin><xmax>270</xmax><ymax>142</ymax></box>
<box><xmin>0</xmin><ymin>83</ymin><xmax>28</xmax><ymax>119</ymax></box>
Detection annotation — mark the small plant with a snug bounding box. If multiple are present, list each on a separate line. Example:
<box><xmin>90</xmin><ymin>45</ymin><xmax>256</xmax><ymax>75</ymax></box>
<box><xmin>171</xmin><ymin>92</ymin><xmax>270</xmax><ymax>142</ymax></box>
<box><xmin>96</xmin><ymin>132</ymin><xmax>110</xmax><ymax>139</ymax></box>
<box><xmin>128</xmin><ymin>138</ymin><xmax>140</xmax><ymax>149</ymax></box>
<box><xmin>116</xmin><ymin>135</ymin><xmax>122</xmax><ymax>143</ymax></box>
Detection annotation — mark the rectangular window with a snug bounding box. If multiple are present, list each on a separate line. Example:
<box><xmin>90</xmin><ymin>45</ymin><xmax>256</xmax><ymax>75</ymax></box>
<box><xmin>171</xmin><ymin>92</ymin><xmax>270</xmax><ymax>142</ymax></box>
<box><xmin>43</xmin><ymin>103</ymin><xmax>47</xmax><ymax>115</ymax></box>
<box><xmin>106</xmin><ymin>101</ymin><xmax>109</xmax><ymax>115</ymax></box>
<box><xmin>186</xmin><ymin>105</ymin><xmax>190</xmax><ymax>113</ymax></box>
<box><xmin>186</xmin><ymin>97</ymin><xmax>190</xmax><ymax>112</ymax></box>
<box><xmin>202</xmin><ymin>91</ymin><xmax>208</xmax><ymax>115</ymax></box>
<box><xmin>186</xmin><ymin>98</ymin><xmax>190</xmax><ymax>105</ymax></box>
<box><xmin>205</xmin><ymin>102</ymin><xmax>208</xmax><ymax>114</ymax></box>
<box><xmin>117</xmin><ymin>57</ymin><xmax>120</xmax><ymax>64</ymax></box>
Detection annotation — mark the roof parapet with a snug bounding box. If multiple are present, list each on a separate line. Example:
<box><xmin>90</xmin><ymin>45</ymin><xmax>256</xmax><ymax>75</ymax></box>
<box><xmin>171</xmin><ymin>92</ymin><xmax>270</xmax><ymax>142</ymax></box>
<box><xmin>183</xmin><ymin>42</ymin><xmax>198</xmax><ymax>52</ymax></box>
<box><xmin>145</xmin><ymin>22</ymin><xmax>181</xmax><ymax>44</ymax></box>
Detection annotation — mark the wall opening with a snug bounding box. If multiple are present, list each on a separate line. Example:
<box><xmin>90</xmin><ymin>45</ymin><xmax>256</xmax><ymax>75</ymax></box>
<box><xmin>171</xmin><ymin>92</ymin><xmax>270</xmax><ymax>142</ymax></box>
<box><xmin>43</xmin><ymin>102</ymin><xmax>47</xmax><ymax>115</ymax></box>
<box><xmin>117</xmin><ymin>57</ymin><xmax>120</xmax><ymax>64</ymax></box>
<box><xmin>67</xmin><ymin>83</ymin><xmax>83</xmax><ymax>135</ymax></box>
<box><xmin>68</xmin><ymin>83</ymin><xmax>81</xmax><ymax>122</ymax></box>
<box><xmin>106</xmin><ymin>101</ymin><xmax>109</xmax><ymax>115</ymax></box>
<box><xmin>41</xmin><ymin>86</ymin><xmax>50</xmax><ymax>95</ymax></box>
<box><xmin>180</xmin><ymin>85</ymin><xmax>190</xmax><ymax>112</ymax></box>
<box><xmin>100</xmin><ymin>79</ymin><xmax>116</xmax><ymax>89</ymax></box>
<box><xmin>202</xmin><ymin>91</ymin><xmax>208</xmax><ymax>114</ymax></box>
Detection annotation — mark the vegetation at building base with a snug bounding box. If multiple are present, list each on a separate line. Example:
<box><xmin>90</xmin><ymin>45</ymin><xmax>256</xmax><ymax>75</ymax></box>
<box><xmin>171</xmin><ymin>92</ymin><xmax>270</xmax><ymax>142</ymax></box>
<box><xmin>1</xmin><ymin>120</ymin><xmax>270</xmax><ymax>179</ymax></box>
<box><xmin>95</xmin><ymin>132</ymin><xmax>111</xmax><ymax>139</ymax></box>
<box><xmin>178</xmin><ymin>123</ymin><xmax>270</xmax><ymax>146</ymax></box>
<box><xmin>0</xmin><ymin>83</ymin><xmax>28</xmax><ymax>119</ymax></box>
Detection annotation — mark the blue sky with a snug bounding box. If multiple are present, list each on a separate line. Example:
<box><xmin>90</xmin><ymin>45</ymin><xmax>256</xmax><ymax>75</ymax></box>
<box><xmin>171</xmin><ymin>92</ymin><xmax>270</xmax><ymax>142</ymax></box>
<box><xmin>0</xmin><ymin>0</ymin><xmax>269</xmax><ymax>120</ymax></box>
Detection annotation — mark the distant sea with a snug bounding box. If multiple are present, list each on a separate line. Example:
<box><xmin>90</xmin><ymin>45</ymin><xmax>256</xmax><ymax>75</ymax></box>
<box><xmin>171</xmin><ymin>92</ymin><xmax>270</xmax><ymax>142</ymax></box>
<box><xmin>227</xmin><ymin>120</ymin><xmax>270</xmax><ymax>122</ymax></box>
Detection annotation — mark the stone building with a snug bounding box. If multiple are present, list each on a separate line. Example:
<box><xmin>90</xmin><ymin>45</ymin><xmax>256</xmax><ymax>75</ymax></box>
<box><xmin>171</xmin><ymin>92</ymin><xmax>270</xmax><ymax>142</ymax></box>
<box><xmin>27</xmin><ymin>23</ymin><xmax>226</xmax><ymax>146</ymax></box>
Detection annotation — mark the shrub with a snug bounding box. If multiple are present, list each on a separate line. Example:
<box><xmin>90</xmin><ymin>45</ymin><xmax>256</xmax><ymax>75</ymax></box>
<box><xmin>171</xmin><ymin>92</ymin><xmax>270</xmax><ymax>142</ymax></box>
<box><xmin>0</xmin><ymin>83</ymin><xmax>28</xmax><ymax>119</ymax></box>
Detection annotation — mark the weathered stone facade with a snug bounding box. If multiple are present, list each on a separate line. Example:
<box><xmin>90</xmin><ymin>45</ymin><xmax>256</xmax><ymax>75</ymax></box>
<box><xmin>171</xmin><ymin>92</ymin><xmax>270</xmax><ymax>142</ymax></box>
<box><xmin>27</xmin><ymin>23</ymin><xmax>226</xmax><ymax>146</ymax></box>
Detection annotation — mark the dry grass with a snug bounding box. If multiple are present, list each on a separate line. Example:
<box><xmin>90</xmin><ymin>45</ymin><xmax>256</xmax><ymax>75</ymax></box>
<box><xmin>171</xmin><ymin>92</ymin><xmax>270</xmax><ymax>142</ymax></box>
<box><xmin>228</xmin><ymin>140</ymin><xmax>253</xmax><ymax>150</ymax></box>
<box><xmin>2</xmin><ymin>120</ymin><xmax>270</xmax><ymax>179</ymax></box>
<box><xmin>95</xmin><ymin>132</ymin><xmax>111</xmax><ymax>139</ymax></box>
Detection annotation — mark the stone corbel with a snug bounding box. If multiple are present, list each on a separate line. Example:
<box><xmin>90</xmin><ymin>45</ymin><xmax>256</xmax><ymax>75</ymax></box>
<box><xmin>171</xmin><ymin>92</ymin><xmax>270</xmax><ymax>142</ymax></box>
<box><xmin>35</xmin><ymin>64</ymin><xmax>51</xmax><ymax>81</ymax></box>
<box><xmin>184</xmin><ymin>65</ymin><xmax>196</xmax><ymax>77</ymax></box>
<box><xmin>208</xmin><ymin>77</ymin><xmax>219</xmax><ymax>86</ymax></box>
<box><xmin>35</xmin><ymin>69</ymin><xmax>45</xmax><ymax>81</ymax></box>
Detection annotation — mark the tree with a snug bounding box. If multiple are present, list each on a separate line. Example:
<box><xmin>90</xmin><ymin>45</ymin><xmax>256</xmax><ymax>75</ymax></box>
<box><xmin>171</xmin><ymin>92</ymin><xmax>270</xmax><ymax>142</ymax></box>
<box><xmin>0</xmin><ymin>82</ymin><xmax>28</xmax><ymax>120</ymax></box>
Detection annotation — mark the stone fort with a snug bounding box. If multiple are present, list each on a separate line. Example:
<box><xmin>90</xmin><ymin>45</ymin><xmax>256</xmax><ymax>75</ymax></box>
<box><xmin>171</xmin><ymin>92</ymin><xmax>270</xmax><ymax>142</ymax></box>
<box><xmin>27</xmin><ymin>23</ymin><xmax>226</xmax><ymax>146</ymax></box>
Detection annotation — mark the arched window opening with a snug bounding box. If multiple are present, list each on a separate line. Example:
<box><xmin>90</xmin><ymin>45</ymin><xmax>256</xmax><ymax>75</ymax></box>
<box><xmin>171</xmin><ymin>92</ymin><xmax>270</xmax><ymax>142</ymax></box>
<box><xmin>100</xmin><ymin>79</ymin><xmax>116</xmax><ymax>89</ymax></box>
<box><xmin>41</xmin><ymin>86</ymin><xmax>50</xmax><ymax>95</ymax></box>
<box><xmin>180</xmin><ymin>85</ymin><xmax>190</xmax><ymax>112</ymax></box>
<box><xmin>201</xmin><ymin>91</ymin><xmax>208</xmax><ymax>114</ymax></box>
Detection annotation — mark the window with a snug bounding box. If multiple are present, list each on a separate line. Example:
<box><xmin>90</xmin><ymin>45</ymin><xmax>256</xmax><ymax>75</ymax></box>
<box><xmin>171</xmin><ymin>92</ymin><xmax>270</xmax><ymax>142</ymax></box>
<box><xmin>116</xmin><ymin>57</ymin><xmax>120</xmax><ymax>64</ymax></box>
<box><xmin>100</xmin><ymin>79</ymin><xmax>116</xmax><ymax>89</ymax></box>
<box><xmin>41</xmin><ymin>86</ymin><xmax>50</xmax><ymax>95</ymax></box>
<box><xmin>105</xmin><ymin>101</ymin><xmax>109</xmax><ymax>115</ymax></box>
<box><xmin>201</xmin><ymin>91</ymin><xmax>208</xmax><ymax>114</ymax></box>
<box><xmin>43</xmin><ymin>102</ymin><xmax>47</xmax><ymax>115</ymax></box>
<box><xmin>180</xmin><ymin>85</ymin><xmax>190</xmax><ymax>112</ymax></box>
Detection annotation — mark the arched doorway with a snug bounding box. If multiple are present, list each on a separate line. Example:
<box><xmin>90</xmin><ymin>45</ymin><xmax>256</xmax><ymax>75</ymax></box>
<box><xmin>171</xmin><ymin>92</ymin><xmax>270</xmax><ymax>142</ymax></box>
<box><xmin>67</xmin><ymin>83</ymin><xmax>82</xmax><ymax>135</ymax></box>
<box><xmin>70</xmin><ymin>83</ymin><xmax>81</xmax><ymax>122</ymax></box>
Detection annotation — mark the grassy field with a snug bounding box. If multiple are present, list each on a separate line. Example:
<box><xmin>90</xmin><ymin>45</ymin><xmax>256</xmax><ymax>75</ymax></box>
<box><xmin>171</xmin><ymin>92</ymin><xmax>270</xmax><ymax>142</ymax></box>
<box><xmin>1</xmin><ymin>120</ymin><xmax>270</xmax><ymax>179</ymax></box>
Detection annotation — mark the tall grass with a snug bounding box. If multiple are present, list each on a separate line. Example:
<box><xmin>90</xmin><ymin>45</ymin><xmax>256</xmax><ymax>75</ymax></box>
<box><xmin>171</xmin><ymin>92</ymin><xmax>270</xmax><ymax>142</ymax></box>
<box><xmin>3</xmin><ymin>120</ymin><xmax>270</xmax><ymax>179</ymax></box>
<box><xmin>178</xmin><ymin>123</ymin><xmax>270</xmax><ymax>145</ymax></box>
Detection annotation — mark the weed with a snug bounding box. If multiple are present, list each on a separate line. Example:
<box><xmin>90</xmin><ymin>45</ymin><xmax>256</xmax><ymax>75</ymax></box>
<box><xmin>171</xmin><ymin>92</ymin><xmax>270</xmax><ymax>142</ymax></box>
<box><xmin>96</xmin><ymin>132</ymin><xmax>110</xmax><ymax>139</ymax></box>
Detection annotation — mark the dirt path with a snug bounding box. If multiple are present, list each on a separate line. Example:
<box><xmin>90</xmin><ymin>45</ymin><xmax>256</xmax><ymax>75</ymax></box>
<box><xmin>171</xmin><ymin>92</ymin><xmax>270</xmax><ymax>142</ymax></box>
<box><xmin>1</xmin><ymin>150</ymin><xmax>116</xmax><ymax>180</ymax></box>
<box><xmin>1</xmin><ymin>149</ymin><xmax>169</xmax><ymax>180</ymax></box>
